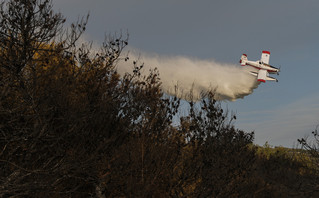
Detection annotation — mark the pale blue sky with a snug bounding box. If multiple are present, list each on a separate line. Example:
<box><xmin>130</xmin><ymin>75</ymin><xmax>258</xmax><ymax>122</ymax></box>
<box><xmin>53</xmin><ymin>0</ymin><xmax>319</xmax><ymax>147</ymax></box>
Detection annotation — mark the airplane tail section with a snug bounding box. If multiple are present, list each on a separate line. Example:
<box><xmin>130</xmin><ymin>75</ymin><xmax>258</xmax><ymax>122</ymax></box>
<box><xmin>239</xmin><ymin>54</ymin><xmax>247</xmax><ymax>66</ymax></box>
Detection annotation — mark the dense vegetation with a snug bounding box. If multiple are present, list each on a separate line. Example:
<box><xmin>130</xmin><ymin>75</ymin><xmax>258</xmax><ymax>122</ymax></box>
<box><xmin>0</xmin><ymin>0</ymin><xmax>318</xmax><ymax>197</ymax></box>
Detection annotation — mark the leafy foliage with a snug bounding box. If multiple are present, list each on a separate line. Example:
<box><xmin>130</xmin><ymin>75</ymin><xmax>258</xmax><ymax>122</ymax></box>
<box><xmin>0</xmin><ymin>0</ymin><xmax>318</xmax><ymax>197</ymax></box>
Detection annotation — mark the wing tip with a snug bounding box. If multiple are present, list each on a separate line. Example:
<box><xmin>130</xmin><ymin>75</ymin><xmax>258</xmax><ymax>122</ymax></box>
<box><xmin>258</xmin><ymin>79</ymin><xmax>266</xmax><ymax>83</ymax></box>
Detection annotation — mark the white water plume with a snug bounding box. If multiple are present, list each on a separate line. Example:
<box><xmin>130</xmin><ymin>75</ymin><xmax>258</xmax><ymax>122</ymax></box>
<box><xmin>117</xmin><ymin>51</ymin><xmax>260</xmax><ymax>101</ymax></box>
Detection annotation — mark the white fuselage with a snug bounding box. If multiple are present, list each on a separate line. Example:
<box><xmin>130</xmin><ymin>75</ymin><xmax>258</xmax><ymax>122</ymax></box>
<box><xmin>245</xmin><ymin>60</ymin><xmax>279</xmax><ymax>74</ymax></box>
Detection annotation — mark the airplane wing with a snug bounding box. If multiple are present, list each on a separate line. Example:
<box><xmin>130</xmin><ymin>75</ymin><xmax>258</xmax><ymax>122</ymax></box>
<box><xmin>257</xmin><ymin>69</ymin><xmax>267</xmax><ymax>83</ymax></box>
<box><xmin>250</xmin><ymin>69</ymin><xmax>278</xmax><ymax>82</ymax></box>
<box><xmin>261</xmin><ymin>51</ymin><xmax>270</xmax><ymax>64</ymax></box>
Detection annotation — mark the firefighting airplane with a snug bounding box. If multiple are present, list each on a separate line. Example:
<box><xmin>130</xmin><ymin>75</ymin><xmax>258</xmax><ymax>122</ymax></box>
<box><xmin>239</xmin><ymin>51</ymin><xmax>280</xmax><ymax>83</ymax></box>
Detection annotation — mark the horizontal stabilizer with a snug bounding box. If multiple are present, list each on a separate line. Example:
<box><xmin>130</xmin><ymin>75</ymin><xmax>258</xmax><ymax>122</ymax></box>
<box><xmin>240</xmin><ymin>54</ymin><xmax>247</xmax><ymax>66</ymax></box>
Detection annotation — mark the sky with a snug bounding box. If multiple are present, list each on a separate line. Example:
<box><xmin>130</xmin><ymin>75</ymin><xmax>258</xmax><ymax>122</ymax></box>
<box><xmin>53</xmin><ymin>0</ymin><xmax>319</xmax><ymax>147</ymax></box>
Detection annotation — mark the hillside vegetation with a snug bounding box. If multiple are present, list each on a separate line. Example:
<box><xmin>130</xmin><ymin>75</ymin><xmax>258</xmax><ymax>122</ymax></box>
<box><xmin>0</xmin><ymin>0</ymin><xmax>319</xmax><ymax>197</ymax></box>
